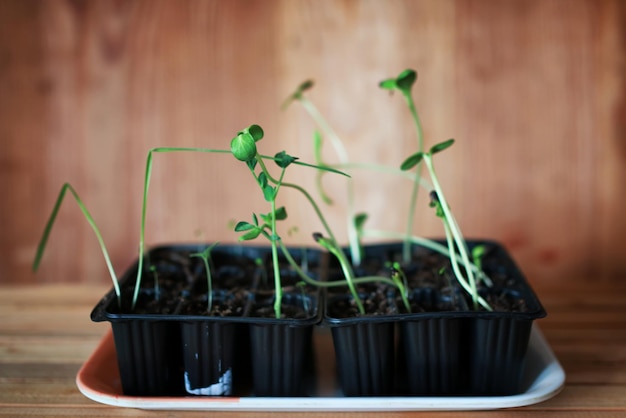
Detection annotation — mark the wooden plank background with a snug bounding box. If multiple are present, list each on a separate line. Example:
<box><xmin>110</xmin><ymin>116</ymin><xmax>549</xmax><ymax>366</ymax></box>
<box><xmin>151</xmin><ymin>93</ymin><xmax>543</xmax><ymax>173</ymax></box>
<box><xmin>1</xmin><ymin>0</ymin><xmax>624</xmax><ymax>286</ymax></box>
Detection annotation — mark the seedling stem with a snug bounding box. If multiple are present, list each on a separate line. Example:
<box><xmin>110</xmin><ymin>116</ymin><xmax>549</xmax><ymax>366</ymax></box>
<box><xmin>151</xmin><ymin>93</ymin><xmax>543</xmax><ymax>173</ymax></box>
<box><xmin>190</xmin><ymin>242</ymin><xmax>219</xmax><ymax>313</ymax></box>
<box><xmin>32</xmin><ymin>183</ymin><xmax>122</xmax><ymax>308</ymax></box>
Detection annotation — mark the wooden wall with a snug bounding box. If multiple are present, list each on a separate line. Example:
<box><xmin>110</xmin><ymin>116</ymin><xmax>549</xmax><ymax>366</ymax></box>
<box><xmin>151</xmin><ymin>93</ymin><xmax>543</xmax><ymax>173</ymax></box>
<box><xmin>1</xmin><ymin>0</ymin><xmax>624</xmax><ymax>287</ymax></box>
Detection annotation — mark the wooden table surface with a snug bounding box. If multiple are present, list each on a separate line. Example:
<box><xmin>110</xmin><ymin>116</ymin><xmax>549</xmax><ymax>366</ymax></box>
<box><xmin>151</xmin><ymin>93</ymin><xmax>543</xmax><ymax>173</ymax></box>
<box><xmin>1</xmin><ymin>282</ymin><xmax>624</xmax><ymax>417</ymax></box>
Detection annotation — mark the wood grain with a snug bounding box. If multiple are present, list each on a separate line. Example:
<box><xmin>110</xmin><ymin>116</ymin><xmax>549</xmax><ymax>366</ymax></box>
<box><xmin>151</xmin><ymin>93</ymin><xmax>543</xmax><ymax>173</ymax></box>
<box><xmin>0</xmin><ymin>0</ymin><xmax>624</xmax><ymax>286</ymax></box>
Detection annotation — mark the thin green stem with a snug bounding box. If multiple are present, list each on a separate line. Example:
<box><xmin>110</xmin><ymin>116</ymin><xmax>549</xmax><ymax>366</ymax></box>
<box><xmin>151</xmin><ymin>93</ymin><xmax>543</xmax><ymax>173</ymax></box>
<box><xmin>330</xmin><ymin>244</ymin><xmax>364</xmax><ymax>314</ymax></box>
<box><xmin>300</xmin><ymin>98</ymin><xmax>350</xmax><ymax>163</ymax></box>
<box><xmin>198</xmin><ymin>256</ymin><xmax>213</xmax><ymax>312</ymax></box>
<box><xmin>395</xmin><ymin>280</ymin><xmax>411</xmax><ymax>313</ymax></box>
<box><xmin>402</xmin><ymin>91</ymin><xmax>425</xmax><ymax>264</ymax></box>
<box><xmin>312</xmin><ymin>131</ymin><xmax>333</xmax><ymax>205</ymax></box>
<box><xmin>256</xmin><ymin>158</ymin><xmax>339</xmax><ymax>246</ymax></box>
<box><xmin>299</xmin><ymin>97</ymin><xmax>361</xmax><ymax>266</ymax></box>
<box><xmin>269</xmin><ymin>198</ymin><xmax>282</xmax><ymax>318</ymax></box>
<box><xmin>134</xmin><ymin>147</ymin><xmax>231</xmax><ymax>310</ymax></box>
<box><xmin>256</xmin><ymin>157</ymin><xmax>287</xmax><ymax>319</ymax></box>
<box><xmin>277</xmin><ymin>241</ymin><xmax>397</xmax><ymax>288</ymax></box>
<box><xmin>139</xmin><ymin>147</ymin><xmax>305</xmax><ymax>309</ymax></box>
<box><xmin>33</xmin><ymin>183</ymin><xmax>121</xmax><ymax>308</ymax></box>
<box><xmin>424</xmin><ymin>154</ymin><xmax>486</xmax><ymax>311</ymax></box>
<box><xmin>361</xmin><ymin>229</ymin><xmax>492</xmax><ymax>284</ymax></box>
<box><xmin>190</xmin><ymin>244</ymin><xmax>219</xmax><ymax>313</ymax></box>
<box><xmin>315</xmin><ymin>236</ymin><xmax>365</xmax><ymax>314</ymax></box>
<box><xmin>283</xmin><ymin>182</ymin><xmax>338</xmax><ymax>243</ymax></box>
<box><xmin>442</xmin><ymin>222</ymin><xmax>492</xmax><ymax>311</ymax></box>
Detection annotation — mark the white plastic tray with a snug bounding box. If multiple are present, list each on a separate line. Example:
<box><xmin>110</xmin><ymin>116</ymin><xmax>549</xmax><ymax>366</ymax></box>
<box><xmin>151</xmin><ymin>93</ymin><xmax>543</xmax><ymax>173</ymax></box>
<box><xmin>76</xmin><ymin>325</ymin><xmax>564</xmax><ymax>411</ymax></box>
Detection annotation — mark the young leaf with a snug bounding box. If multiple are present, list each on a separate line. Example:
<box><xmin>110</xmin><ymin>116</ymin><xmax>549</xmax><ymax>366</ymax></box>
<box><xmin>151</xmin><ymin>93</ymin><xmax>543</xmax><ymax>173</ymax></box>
<box><xmin>190</xmin><ymin>242</ymin><xmax>220</xmax><ymax>268</ymax></box>
<box><xmin>281</xmin><ymin>79</ymin><xmax>315</xmax><ymax>109</ymax></box>
<box><xmin>472</xmin><ymin>244</ymin><xmax>486</xmax><ymax>271</ymax></box>
<box><xmin>297</xmin><ymin>79</ymin><xmax>314</xmax><ymax>94</ymax></box>
<box><xmin>269</xmin><ymin>233</ymin><xmax>281</xmax><ymax>242</ymax></box>
<box><xmin>292</xmin><ymin>160</ymin><xmax>350</xmax><ymax>177</ymax></box>
<box><xmin>379</xmin><ymin>78</ymin><xmax>397</xmax><ymax>90</ymax></box>
<box><xmin>274</xmin><ymin>151</ymin><xmax>298</xmax><ymax>168</ymax></box>
<box><xmin>429</xmin><ymin>190</ymin><xmax>440</xmax><ymax>204</ymax></box>
<box><xmin>354</xmin><ymin>213</ymin><xmax>368</xmax><ymax>231</ymax></box>
<box><xmin>234</xmin><ymin>221</ymin><xmax>255</xmax><ymax>232</ymax></box>
<box><xmin>238</xmin><ymin>228</ymin><xmax>262</xmax><ymax>241</ymax></box>
<box><xmin>429</xmin><ymin>191</ymin><xmax>445</xmax><ymax>218</ymax></box>
<box><xmin>262</xmin><ymin>184</ymin><xmax>276</xmax><ymax>201</ymax></box>
<box><xmin>274</xmin><ymin>206</ymin><xmax>288</xmax><ymax>221</ymax></box>
<box><xmin>231</xmin><ymin>132</ymin><xmax>257</xmax><ymax>162</ymax></box>
<box><xmin>400</xmin><ymin>152</ymin><xmax>424</xmax><ymax>171</ymax></box>
<box><xmin>258</xmin><ymin>172</ymin><xmax>268</xmax><ymax>189</ymax></box>
<box><xmin>260</xmin><ymin>206</ymin><xmax>288</xmax><ymax>224</ymax></box>
<box><xmin>395</xmin><ymin>69</ymin><xmax>417</xmax><ymax>92</ymax></box>
<box><xmin>430</xmin><ymin>139</ymin><xmax>455</xmax><ymax>155</ymax></box>
<box><xmin>247</xmin><ymin>124</ymin><xmax>264</xmax><ymax>142</ymax></box>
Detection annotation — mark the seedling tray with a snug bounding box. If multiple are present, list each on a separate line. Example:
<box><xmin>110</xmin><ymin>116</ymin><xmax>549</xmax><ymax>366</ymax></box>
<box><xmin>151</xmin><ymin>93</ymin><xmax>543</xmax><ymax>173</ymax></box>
<box><xmin>76</xmin><ymin>325</ymin><xmax>564</xmax><ymax>411</ymax></box>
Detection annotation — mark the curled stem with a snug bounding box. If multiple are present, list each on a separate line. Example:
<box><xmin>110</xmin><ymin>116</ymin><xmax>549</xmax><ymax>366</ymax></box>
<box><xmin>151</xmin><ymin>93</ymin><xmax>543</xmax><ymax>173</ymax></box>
<box><xmin>33</xmin><ymin>183</ymin><xmax>121</xmax><ymax>308</ymax></box>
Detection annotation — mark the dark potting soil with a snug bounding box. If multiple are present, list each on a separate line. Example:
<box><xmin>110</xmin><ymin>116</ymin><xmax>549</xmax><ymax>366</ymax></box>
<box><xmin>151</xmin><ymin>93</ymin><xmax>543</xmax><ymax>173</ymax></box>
<box><xmin>481</xmin><ymin>289</ymin><xmax>529</xmax><ymax>312</ymax></box>
<box><xmin>327</xmin><ymin>286</ymin><xmax>396</xmax><ymax>318</ymax></box>
<box><xmin>251</xmin><ymin>303</ymin><xmax>311</xmax><ymax>319</ymax></box>
<box><xmin>108</xmin><ymin>274</ymin><xmax>186</xmax><ymax>315</ymax></box>
<box><xmin>326</xmin><ymin>241</ymin><xmax>534</xmax><ymax>316</ymax></box>
<box><xmin>177</xmin><ymin>289</ymin><xmax>249</xmax><ymax>317</ymax></box>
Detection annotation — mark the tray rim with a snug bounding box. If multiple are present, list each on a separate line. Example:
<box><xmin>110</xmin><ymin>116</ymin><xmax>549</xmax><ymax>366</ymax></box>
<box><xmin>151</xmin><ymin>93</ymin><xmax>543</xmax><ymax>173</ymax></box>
<box><xmin>76</xmin><ymin>325</ymin><xmax>565</xmax><ymax>411</ymax></box>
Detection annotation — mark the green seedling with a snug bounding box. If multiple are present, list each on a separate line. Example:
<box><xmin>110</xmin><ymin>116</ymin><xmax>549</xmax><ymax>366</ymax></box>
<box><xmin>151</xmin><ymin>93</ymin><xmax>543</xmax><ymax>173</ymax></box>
<box><xmin>353</xmin><ymin>212</ymin><xmax>368</xmax><ymax>263</ymax></box>
<box><xmin>379</xmin><ymin>69</ymin><xmax>426</xmax><ymax>264</ymax></box>
<box><xmin>359</xmin><ymin>228</ymin><xmax>492</xmax><ymax>289</ymax></box>
<box><xmin>32</xmin><ymin>183</ymin><xmax>122</xmax><ymax>308</ymax></box>
<box><xmin>190</xmin><ymin>242</ymin><xmax>219</xmax><ymax>313</ymax></box>
<box><xmin>389</xmin><ymin>262</ymin><xmax>411</xmax><ymax>313</ymax></box>
<box><xmin>312</xmin><ymin>130</ymin><xmax>333</xmax><ymax>205</ymax></box>
<box><xmin>276</xmin><ymin>238</ymin><xmax>410</xmax><ymax>313</ymax></box>
<box><xmin>283</xmin><ymin>80</ymin><xmax>362</xmax><ymax>266</ymax></box>
<box><xmin>285</xmin><ymin>75</ymin><xmax>433</xmax><ymax>267</ymax></box>
<box><xmin>231</xmin><ymin>124</ymin><xmax>349</xmax><ymax>318</ymax></box>
<box><xmin>471</xmin><ymin>244</ymin><xmax>493</xmax><ymax>286</ymax></box>
<box><xmin>313</xmin><ymin>233</ymin><xmax>412</xmax><ymax>315</ymax></box>
<box><xmin>277</xmin><ymin>241</ymin><xmax>395</xmax><ymax>290</ymax></box>
<box><xmin>313</xmin><ymin>232</ymin><xmax>364</xmax><ymax>314</ymax></box>
<box><xmin>284</xmin><ymin>70</ymin><xmax>494</xmax><ymax>315</ymax></box>
<box><xmin>231</xmin><ymin>125</ymin><xmax>294</xmax><ymax>319</ymax></box>
<box><xmin>34</xmin><ymin>71</ymin><xmax>493</xmax><ymax>321</ymax></box>
<box><xmin>134</xmin><ymin>146</ymin><xmax>230</xmax><ymax>309</ymax></box>
<box><xmin>133</xmin><ymin>128</ymin><xmax>347</xmax><ymax>312</ymax></box>
<box><xmin>472</xmin><ymin>244</ymin><xmax>486</xmax><ymax>272</ymax></box>
<box><xmin>33</xmin><ymin>130</ymin><xmax>346</xmax><ymax>312</ymax></box>
<box><xmin>401</xmin><ymin>140</ymin><xmax>491</xmax><ymax>311</ymax></box>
